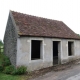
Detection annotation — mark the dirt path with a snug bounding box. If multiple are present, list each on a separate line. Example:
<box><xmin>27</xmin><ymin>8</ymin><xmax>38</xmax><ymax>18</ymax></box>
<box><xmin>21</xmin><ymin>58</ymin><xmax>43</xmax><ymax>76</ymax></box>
<box><xmin>29</xmin><ymin>59</ymin><xmax>80</xmax><ymax>80</ymax></box>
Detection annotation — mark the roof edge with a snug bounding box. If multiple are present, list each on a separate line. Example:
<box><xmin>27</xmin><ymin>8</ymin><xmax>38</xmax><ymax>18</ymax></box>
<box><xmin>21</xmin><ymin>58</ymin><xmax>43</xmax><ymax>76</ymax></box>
<box><xmin>19</xmin><ymin>35</ymin><xmax>80</xmax><ymax>40</ymax></box>
<box><xmin>11</xmin><ymin>10</ymin><xmax>62</xmax><ymax>22</ymax></box>
<box><xmin>10</xmin><ymin>10</ymin><xmax>20</xmax><ymax>37</ymax></box>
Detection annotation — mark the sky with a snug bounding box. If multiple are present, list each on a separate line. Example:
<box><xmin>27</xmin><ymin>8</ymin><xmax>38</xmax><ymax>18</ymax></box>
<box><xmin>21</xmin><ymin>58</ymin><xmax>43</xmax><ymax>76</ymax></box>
<box><xmin>0</xmin><ymin>0</ymin><xmax>80</xmax><ymax>41</ymax></box>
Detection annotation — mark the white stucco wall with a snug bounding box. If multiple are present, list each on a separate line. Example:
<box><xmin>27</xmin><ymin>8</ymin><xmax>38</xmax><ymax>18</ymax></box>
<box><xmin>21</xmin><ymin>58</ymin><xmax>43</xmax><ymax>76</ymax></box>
<box><xmin>16</xmin><ymin>37</ymin><xmax>80</xmax><ymax>71</ymax></box>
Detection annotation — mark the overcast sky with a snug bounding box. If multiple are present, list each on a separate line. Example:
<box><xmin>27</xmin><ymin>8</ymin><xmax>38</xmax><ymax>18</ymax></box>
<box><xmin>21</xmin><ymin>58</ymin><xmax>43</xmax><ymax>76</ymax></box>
<box><xmin>0</xmin><ymin>0</ymin><xmax>80</xmax><ymax>41</ymax></box>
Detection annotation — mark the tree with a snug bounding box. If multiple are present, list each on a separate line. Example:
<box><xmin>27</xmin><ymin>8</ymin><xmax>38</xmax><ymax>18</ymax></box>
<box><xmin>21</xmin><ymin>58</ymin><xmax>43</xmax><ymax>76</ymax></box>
<box><xmin>0</xmin><ymin>40</ymin><xmax>3</xmax><ymax>46</ymax></box>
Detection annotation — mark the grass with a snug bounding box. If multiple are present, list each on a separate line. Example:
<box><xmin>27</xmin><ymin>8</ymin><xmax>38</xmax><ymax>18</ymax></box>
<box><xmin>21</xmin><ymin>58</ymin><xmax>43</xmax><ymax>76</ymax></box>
<box><xmin>0</xmin><ymin>72</ymin><xmax>31</xmax><ymax>80</ymax></box>
<box><xmin>0</xmin><ymin>53</ymin><xmax>31</xmax><ymax>80</ymax></box>
<box><xmin>0</xmin><ymin>73</ymin><xmax>19</xmax><ymax>80</ymax></box>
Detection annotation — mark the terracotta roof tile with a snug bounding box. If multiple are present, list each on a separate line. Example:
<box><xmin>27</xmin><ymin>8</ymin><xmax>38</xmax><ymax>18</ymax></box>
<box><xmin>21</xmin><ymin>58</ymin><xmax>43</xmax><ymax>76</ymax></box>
<box><xmin>11</xmin><ymin>11</ymin><xmax>80</xmax><ymax>39</ymax></box>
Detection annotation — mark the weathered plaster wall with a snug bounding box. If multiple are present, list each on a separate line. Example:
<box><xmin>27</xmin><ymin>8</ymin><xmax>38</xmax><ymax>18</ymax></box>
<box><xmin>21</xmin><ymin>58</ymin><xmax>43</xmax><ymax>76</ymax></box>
<box><xmin>61</xmin><ymin>40</ymin><xmax>69</xmax><ymax>63</ymax></box>
<box><xmin>4</xmin><ymin>14</ymin><xmax>17</xmax><ymax>66</ymax></box>
<box><xmin>73</xmin><ymin>40</ymin><xmax>80</xmax><ymax>59</ymax></box>
<box><xmin>61</xmin><ymin>40</ymin><xmax>80</xmax><ymax>63</ymax></box>
<box><xmin>17</xmin><ymin>37</ymin><xmax>80</xmax><ymax>71</ymax></box>
<box><xmin>17</xmin><ymin>37</ymin><xmax>53</xmax><ymax>71</ymax></box>
<box><xmin>17</xmin><ymin>37</ymin><xmax>30</xmax><ymax>66</ymax></box>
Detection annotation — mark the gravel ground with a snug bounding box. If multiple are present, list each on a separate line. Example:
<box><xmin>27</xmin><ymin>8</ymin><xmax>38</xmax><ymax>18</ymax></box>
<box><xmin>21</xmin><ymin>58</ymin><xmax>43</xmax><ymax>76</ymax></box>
<box><xmin>28</xmin><ymin>58</ymin><xmax>80</xmax><ymax>80</ymax></box>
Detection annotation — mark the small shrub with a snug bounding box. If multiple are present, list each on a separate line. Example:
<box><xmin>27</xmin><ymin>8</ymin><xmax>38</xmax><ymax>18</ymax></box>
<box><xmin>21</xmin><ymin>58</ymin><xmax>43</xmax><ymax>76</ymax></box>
<box><xmin>0</xmin><ymin>54</ymin><xmax>11</xmax><ymax>72</ymax></box>
<box><xmin>0</xmin><ymin>65</ymin><xmax>4</xmax><ymax>71</ymax></box>
<box><xmin>3</xmin><ymin>65</ymin><xmax>14</xmax><ymax>74</ymax></box>
<box><xmin>11</xmin><ymin>68</ymin><xmax>17</xmax><ymax>75</ymax></box>
<box><xmin>3</xmin><ymin>65</ymin><xmax>27</xmax><ymax>75</ymax></box>
<box><xmin>13</xmin><ymin>66</ymin><xmax>27</xmax><ymax>75</ymax></box>
<box><xmin>2</xmin><ymin>56</ymin><xmax>11</xmax><ymax>66</ymax></box>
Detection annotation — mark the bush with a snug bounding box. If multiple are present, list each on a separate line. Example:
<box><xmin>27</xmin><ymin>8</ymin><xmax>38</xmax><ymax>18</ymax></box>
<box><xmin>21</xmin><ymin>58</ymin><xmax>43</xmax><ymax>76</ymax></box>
<box><xmin>3</xmin><ymin>65</ymin><xmax>27</xmax><ymax>75</ymax></box>
<box><xmin>11</xmin><ymin>68</ymin><xmax>17</xmax><ymax>75</ymax></box>
<box><xmin>0</xmin><ymin>65</ymin><xmax>4</xmax><ymax>71</ymax></box>
<box><xmin>12</xmin><ymin>66</ymin><xmax>27</xmax><ymax>75</ymax></box>
<box><xmin>0</xmin><ymin>54</ymin><xmax>11</xmax><ymax>72</ymax></box>
<box><xmin>2</xmin><ymin>56</ymin><xmax>11</xmax><ymax>66</ymax></box>
<box><xmin>3</xmin><ymin>65</ymin><xmax>14</xmax><ymax>74</ymax></box>
<box><xmin>0</xmin><ymin>53</ymin><xmax>27</xmax><ymax>75</ymax></box>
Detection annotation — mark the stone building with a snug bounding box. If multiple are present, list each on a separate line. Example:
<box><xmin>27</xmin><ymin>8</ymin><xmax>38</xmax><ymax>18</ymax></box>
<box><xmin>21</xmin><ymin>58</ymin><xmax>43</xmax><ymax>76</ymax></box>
<box><xmin>4</xmin><ymin>11</ymin><xmax>80</xmax><ymax>71</ymax></box>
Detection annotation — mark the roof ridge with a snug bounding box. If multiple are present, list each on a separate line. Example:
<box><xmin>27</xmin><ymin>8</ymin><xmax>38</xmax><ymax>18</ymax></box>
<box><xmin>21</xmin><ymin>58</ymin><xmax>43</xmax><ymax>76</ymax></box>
<box><xmin>11</xmin><ymin>10</ymin><xmax>62</xmax><ymax>23</ymax></box>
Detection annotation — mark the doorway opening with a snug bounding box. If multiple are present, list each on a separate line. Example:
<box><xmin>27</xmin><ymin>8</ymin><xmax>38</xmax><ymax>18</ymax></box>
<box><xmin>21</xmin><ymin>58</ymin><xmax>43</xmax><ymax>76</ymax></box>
<box><xmin>53</xmin><ymin>41</ymin><xmax>60</xmax><ymax>65</ymax></box>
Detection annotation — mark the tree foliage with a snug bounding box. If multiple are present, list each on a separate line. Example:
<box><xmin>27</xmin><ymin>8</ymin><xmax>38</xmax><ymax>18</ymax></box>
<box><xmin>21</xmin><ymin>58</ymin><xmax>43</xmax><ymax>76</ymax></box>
<box><xmin>0</xmin><ymin>40</ymin><xmax>3</xmax><ymax>46</ymax></box>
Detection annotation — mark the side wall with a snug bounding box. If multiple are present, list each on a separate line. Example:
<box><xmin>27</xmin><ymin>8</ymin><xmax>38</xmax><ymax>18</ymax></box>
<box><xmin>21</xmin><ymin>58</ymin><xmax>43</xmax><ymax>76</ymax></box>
<box><xmin>4</xmin><ymin>14</ymin><xmax>17</xmax><ymax>66</ymax></box>
<box><xmin>61</xmin><ymin>40</ymin><xmax>80</xmax><ymax>63</ymax></box>
<box><xmin>17</xmin><ymin>37</ymin><xmax>53</xmax><ymax>71</ymax></box>
<box><xmin>17</xmin><ymin>37</ymin><xmax>80</xmax><ymax>71</ymax></box>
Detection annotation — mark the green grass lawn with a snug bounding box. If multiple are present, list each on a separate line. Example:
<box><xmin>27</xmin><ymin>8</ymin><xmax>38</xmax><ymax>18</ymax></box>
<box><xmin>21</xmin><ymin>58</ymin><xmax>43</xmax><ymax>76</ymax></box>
<box><xmin>0</xmin><ymin>72</ymin><xmax>20</xmax><ymax>80</ymax></box>
<box><xmin>0</xmin><ymin>72</ymin><xmax>31</xmax><ymax>80</ymax></box>
<box><xmin>0</xmin><ymin>53</ymin><xmax>31</xmax><ymax>80</ymax></box>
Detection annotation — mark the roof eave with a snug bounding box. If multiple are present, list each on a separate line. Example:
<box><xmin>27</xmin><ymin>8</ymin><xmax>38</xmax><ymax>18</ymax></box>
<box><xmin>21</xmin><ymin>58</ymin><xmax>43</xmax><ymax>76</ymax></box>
<box><xmin>18</xmin><ymin>35</ymin><xmax>80</xmax><ymax>40</ymax></box>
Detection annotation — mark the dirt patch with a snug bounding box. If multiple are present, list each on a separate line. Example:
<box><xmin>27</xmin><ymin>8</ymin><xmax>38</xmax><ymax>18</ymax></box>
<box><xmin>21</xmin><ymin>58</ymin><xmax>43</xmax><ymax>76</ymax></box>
<box><xmin>27</xmin><ymin>58</ymin><xmax>80</xmax><ymax>80</ymax></box>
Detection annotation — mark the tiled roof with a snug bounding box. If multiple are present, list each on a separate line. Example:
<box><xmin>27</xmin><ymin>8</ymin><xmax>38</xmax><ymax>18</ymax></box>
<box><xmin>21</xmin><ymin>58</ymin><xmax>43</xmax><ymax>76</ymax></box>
<box><xmin>11</xmin><ymin>11</ymin><xmax>80</xmax><ymax>39</ymax></box>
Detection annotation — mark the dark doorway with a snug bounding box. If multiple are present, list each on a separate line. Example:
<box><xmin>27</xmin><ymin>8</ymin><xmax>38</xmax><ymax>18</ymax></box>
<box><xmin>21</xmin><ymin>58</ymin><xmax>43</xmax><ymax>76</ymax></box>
<box><xmin>53</xmin><ymin>41</ymin><xmax>59</xmax><ymax>65</ymax></box>
<box><xmin>31</xmin><ymin>40</ymin><xmax>41</xmax><ymax>60</ymax></box>
<box><xmin>68</xmin><ymin>42</ymin><xmax>73</xmax><ymax>56</ymax></box>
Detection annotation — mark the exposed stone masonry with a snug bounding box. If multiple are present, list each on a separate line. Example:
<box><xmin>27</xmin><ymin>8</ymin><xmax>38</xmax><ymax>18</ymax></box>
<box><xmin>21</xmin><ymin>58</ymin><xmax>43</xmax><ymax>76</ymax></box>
<box><xmin>4</xmin><ymin>14</ymin><xmax>17</xmax><ymax>66</ymax></box>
